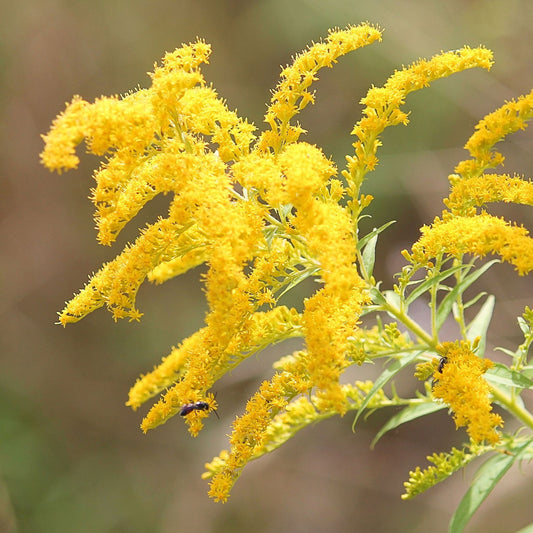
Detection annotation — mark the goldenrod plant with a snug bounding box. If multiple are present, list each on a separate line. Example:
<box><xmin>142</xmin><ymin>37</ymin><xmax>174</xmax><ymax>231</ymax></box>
<box><xmin>41</xmin><ymin>23</ymin><xmax>533</xmax><ymax>532</ymax></box>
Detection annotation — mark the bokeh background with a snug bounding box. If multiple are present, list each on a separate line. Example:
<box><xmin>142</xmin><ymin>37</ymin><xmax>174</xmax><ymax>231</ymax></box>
<box><xmin>2</xmin><ymin>1</ymin><xmax>533</xmax><ymax>532</ymax></box>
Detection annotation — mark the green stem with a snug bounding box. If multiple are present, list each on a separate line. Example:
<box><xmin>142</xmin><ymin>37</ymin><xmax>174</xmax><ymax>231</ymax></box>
<box><xmin>453</xmin><ymin>256</ymin><xmax>469</xmax><ymax>339</ymax></box>
<box><xmin>491</xmin><ymin>385</ymin><xmax>533</xmax><ymax>431</ymax></box>
<box><xmin>382</xmin><ymin>299</ymin><xmax>436</xmax><ymax>349</ymax></box>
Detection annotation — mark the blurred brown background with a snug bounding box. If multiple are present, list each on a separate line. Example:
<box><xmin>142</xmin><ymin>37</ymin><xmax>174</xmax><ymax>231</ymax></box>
<box><xmin>2</xmin><ymin>1</ymin><xmax>533</xmax><ymax>532</ymax></box>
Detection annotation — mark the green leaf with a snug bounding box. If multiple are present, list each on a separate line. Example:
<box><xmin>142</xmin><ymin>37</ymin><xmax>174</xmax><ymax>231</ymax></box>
<box><xmin>517</xmin><ymin>316</ymin><xmax>531</xmax><ymax>336</ymax></box>
<box><xmin>485</xmin><ymin>363</ymin><xmax>533</xmax><ymax>390</ymax></box>
<box><xmin>495</xmin><ymin>346</ymin><xmax>517</xmax><ymax>358</ymax></box>
<box><xmin>383</xmin><ymin>289</ymin><xmax>401</xmax><ymax>309</ymax></box>
<box><xmin>462</xmin><ymin>291</ymin><xmax>488</xmax><ymax>310</ymax></box>
<box><xmin>369</xmin><ymin>287</ymin><xmax>387</xmax><ymax>306</ymax></box>
<box><xmin>436</xmin><ymin>260</ymin><xmax>499</xmax><ymax>331</ymax></box>
<box><xmin>352</xmin><ymin>350</ymin><xmax>422</xmax><ymax>430</ymax></box>
<box><xmin>357</xmin><ymin>221</ymin><xmax>396</xmax><ymax>251</ymax></box>
<box><xmin>276</xmin><ymin>266</ymin><xmax>320</xmax><ymax>300</ymax></box>
<box><xmin>466</xmin><ymin>295</ymin><xmax>495</xmax><ymax>354</ymax></box>
<box><xmin>279</xmin><ymin>203</ymin><xmax>294</xmax><ymax>219</ymax></box>
<box><xmin>405</xmin><ymin>264</ymin><xmax>464</xmax><ymax>306</ymax></box>
<box><xmin>449</xmin><ymin>438</ymin><xmax>533</xmax><ymax>533</ymax></box>
<box><xmin>523</xmin><ymin>366</ymin><xmax>533</xmax><ymax>380</ymax></box>
<box><xmin>371</xmin><ymin>401</ymin><xmax>446</xmax><ymax>448</ymax></box>
<box><xmin>361</xmin><ymin>233</ymin><xmax>377</xmax><ymax>278</ymax></box>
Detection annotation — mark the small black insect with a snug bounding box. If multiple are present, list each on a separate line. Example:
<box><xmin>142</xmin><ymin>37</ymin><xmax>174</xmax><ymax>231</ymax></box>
<box><xmin>179</xmin><ymin>400</ymin><xmax>219</xmax><ymax>419</ymax></box>
<box><xmin>432</xmin><ymin>356</ymin><xmax>449</xmax><ymax>389</ymax></box>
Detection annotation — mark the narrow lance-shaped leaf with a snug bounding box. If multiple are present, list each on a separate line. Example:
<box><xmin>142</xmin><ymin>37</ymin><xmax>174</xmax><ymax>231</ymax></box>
<box><xmin>357</xmin><ymin>221</ymin><xmax>396</xmax><ymax>251</ymax></box>
<box><xmin>485</xmin><ymin>363</ymin><xmax>533</xmax><ymax>390</ymax></box>
<box><xmin>352</xmin><ymin>350</ymin><xmax>422</xmax><ymax>430</ymax></box>
<box><xmin>466</xmin><ymin>295</ymin><xmax>495</xmax><ymax>355</ymax></box>
<box><xmin>449</xmin><ymin>438</ymin><xmax>533</xmax><ymax>533</ymax></box>
<box><xmin>371</xmin><ymin>401</ymin><xmax>446</xmax><ymax>448</ymax></box>
<box><xmin>405</xmin><ymin>264</ymin><xmax>464</xmax><ymax>307</ymax></box>
<box><xmin>436</xmin><ymin>259</ymin><xmax>499</xmax><ymax>331</ymax></box>
<box><xmin>276</xmin><ymin>265</ymin><xmax>320</xmax><ymax>300</ymax></box>
<box><xmin>361</xmin><ymin>232</ymin><xmax>378</xmax><ymax>279</ymax></box>
<box><xmin>358</xmin><ymin>221</ymin><xmax>396</xmax><ymax>278</ymax></box>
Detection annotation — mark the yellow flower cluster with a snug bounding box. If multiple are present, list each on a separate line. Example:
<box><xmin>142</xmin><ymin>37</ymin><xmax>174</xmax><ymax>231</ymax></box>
<box><xmin>204</xmin><ymin>380</ymin><xmax>390</xmax><ymax>502</ymax></box>
<box><xmin>456</xmin><ymin>89</ymin><xmax>533</xmax><ymax>179</ymax></box>
<box><xmin>411</xmin><ymin>90</ymin><xmax>533</xmax><ymax>274</ymax></box>
<box><xmin>41</xmin><ymin>22</ymin><xmax>505</xmax><ymax>502</ymax></box>
<box><xmin>343</xmin><ymin>46</ymin><xmax>494</xmax><ymax>202</ymax></box>
<box><xmin>432</xmin><ymin>341</ymin><xmax>503</xmax><ymax>444</ymax></box>
<box><xmin>402</xmin><ymin>446</ymin><xmax>477</xmax><ymax>500</ymax></box>
<box><xmin>257</xmin><ymin>24</ymin><xmax>383</xmax><ymax>154</ymax></box>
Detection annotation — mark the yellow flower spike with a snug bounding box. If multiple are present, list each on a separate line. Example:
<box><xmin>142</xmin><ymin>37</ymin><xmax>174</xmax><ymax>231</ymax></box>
<box><xmin>126</xmin><ymin>328</ymin><xmax>208</xmax><ymax>410</ymax></box>
<box><xmin>43</xmin><ymin>38</ymin><xmax>251</xmax><ymax>249</ymax></box>
<box><xmin>412</xmin><ymin>212</ymin><xmax>533</xmax><ymax>275</ymax></box>
<box><xmin>455</xmin><ymin>89</ymin><xmax>533</xmax><ymax>179</ymax></box>
<box><xmin>133</xmin><ymin>304</ymin><xmax>303</xmax><ymax>423</ymax></box>
<box><xmin>206</xmin><ymin>373</ymin><xmax>296</xmax><ymax>502</ymax></box>
<box><xmin>432</xmin><ymin>341</ymin><xmax>503</xmax><ymax>444</ymax></box>
<box><xmin>258</xmin><ymin>23</ymin><xmax>382</xmax><ymax>153</ymax></box>
<box><xmin>343</xmin><ymin>46</ymin><xmax>494</xmax><ymax>198</ymax></box>
<box><xmin>177</xmin><ymin>86</ymin><xmax>256</xmax><ymax>162</ymax></box>
<box><xmin>412</xmin><ymin>93</ymin><xmax>533</xmax><ymax>276</ymax></box>
<box><xmin>59</xmin><ymin>218</ymin><xmax>184</xmax><ymax>324</ymax></box>
<box><xmin>147</xmin><ymin>226</ymin><xmax>208</xmax><ymax>284</ymax></box>
<box><xmin>302</xmin><ymin>285</ymin><xmax>369</xmax><ymax>413</ymax></box>
<box><xmin>41</xmin><ymin>89</ymin><xmax>163</xmax><ymax>175</ymax></box>
<box><xmin>445</xmin><ymin>173</ymin><xmax>533</xmax><ymax>216</ymax></box>
<box><xmin>142</xmin><ymin>243</ymin><xmax>301</xmax><ymax>418</ymax></box>
<box><xmin>204</xmin><ymin>380</ymin><xmax>391</xmax><ymax>494</ymax></box>
<box><xmin>149</xmin><ymin>39</ymin><xmax>210</xmax><ymax>113</ymax></box>
<box><xmin>141</xmin><ymin>386</ymin><xmax>218</xmax><ymax>437</ymax></box>
<box><xmin>40</xmin><ymin>96</ymin><xmax>89</xmax><ymax>172</ymax></box>
<box><xmin>402</xmin><ymin>446</ymin><xmax>479</xmax><ymax>500</ymax></box>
